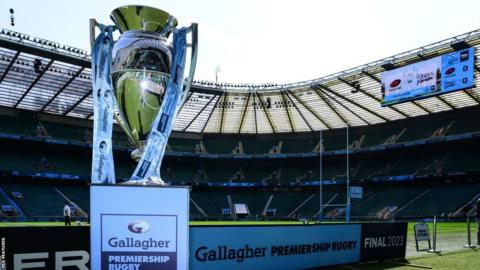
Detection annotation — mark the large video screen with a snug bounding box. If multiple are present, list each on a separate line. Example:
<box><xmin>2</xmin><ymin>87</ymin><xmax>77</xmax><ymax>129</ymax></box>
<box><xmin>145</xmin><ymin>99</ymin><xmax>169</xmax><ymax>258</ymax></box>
<box><xmin>381</xmin><ymin>48</ymin><xmax>475</xmax><ymax>106</ymax></box>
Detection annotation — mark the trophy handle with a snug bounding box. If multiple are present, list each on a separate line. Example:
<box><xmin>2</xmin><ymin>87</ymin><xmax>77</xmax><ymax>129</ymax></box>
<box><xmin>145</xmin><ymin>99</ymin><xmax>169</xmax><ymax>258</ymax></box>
<box><xmin>89</xmin><ymin>19</ymin><xmax>97</xmax><ymax>50</ymax></box>
<box><xmin>181</xmin><ymin>23</ymin><xmax>198</xmax><ymax>105</ymax></box>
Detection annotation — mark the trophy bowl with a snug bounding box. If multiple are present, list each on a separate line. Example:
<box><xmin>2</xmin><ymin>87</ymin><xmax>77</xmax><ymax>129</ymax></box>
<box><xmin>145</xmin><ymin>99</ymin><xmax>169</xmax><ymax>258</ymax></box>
<box><xmin>110</xmin><ymin>5</ymin><xmax>178</xmax><ymax>150</ymax></box>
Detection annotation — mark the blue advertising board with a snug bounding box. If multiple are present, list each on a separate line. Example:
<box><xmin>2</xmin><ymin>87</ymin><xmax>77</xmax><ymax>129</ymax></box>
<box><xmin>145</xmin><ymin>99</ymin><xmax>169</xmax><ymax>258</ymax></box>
<box><xmin>381</xmin><ymin>48</ymin><xmax>475</xmax><ymax>106</ymax></box>
<box><xmin>0</xmin><ymin>222</ymin><xmax>406</xmax><ymax>270</ymax></box>
<box><xmin>190</xmin><ymin>224</ymin><xmax>361</xmax><ymax>270</ymax></box>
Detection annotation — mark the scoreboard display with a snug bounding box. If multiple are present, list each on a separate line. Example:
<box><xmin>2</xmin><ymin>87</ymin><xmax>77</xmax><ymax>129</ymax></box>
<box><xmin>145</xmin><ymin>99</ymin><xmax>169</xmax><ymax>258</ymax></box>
<box><xmin>381</xmin><ymin>48</ymin><xmax>475</xmax><ymax>106</ymax></box>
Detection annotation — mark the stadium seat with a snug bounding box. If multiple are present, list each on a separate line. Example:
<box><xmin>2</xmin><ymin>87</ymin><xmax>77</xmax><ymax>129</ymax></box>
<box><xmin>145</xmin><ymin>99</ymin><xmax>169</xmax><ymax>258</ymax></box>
<box><xmin>396</xmin><ymin>183</ymin><xmax>480</xmax><ymax>218</ymax></box>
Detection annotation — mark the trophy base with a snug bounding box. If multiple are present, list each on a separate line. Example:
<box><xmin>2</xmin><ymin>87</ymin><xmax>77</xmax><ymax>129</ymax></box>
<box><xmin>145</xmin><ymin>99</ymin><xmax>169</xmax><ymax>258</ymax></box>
<box><xmin>122</xmin><ymin>176</ymin><xmax>167</xmax><ymax>186</ymax></box>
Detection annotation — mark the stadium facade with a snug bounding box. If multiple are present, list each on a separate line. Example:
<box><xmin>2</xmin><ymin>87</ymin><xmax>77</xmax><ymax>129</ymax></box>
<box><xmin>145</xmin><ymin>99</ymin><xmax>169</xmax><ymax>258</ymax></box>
<box><xmin>0</xmin><ymin>28</ymin><xmax>479</xmax><ymax>221</ymax></box>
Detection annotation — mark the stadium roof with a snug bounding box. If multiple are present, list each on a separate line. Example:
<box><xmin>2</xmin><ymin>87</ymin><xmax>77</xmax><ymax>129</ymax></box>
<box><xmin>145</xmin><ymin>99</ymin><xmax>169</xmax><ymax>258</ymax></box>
<box><xmin>0</xmin><ymin>28</ymin><xmax>480</xmax><ymax>134</ymax></box>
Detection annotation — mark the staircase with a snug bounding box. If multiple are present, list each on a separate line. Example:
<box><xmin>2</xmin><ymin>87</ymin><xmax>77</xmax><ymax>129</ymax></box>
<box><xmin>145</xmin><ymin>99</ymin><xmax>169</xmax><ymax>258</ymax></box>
<box><xmin>0</xmin><ymin>186</ymin><xmax>27</xmax><ymax>220</ymax></box>
<box><xmin>54</xmin><ymin>187</ymin><xmax>88</xmax><ymax>218</ymax></box>
<box><xmin>394</xmin><ymin>188</ymin><xmax>430</xmax><ymax>215</ymax></box>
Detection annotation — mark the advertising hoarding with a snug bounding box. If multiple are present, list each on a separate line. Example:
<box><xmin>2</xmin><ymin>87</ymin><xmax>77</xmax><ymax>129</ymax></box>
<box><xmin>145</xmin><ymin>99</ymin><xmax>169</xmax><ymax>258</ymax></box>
<box><xmin>0</xmin><ymin>222</ymin><xmax>407</xmax><ymax>270</ymax></box>
<box><xmin>190</xmin><ymin>224</ymin><xmax>360</xmax><ymax>270</ymax></box>
<box><xmin>190</xmin><ymin>222</ymin><xmax>407</xmax><ymax>269</ymax></box>
<box><xmin>0</xmin><ymin>227</ymin><xmax>89</xmax><ymax>270</ymax></box>
<box><xmin>360</xmin><ymin>222</ymin><xmax>408</xmax><ymax>261</ymax></box>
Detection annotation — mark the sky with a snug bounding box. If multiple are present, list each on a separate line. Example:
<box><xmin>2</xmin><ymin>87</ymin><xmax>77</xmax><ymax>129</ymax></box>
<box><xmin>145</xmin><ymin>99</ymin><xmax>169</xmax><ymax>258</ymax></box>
<box><xmin>1</xmin><ymin>0</ymin><xmax>480</xmax><ymax>84</ymax></box>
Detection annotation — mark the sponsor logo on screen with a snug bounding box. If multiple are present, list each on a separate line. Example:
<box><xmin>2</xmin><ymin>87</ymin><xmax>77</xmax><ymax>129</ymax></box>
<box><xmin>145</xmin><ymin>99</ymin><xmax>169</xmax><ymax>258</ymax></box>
<box><xmin>416</xmin><ymin>72</ymin><xmax>434</xmax><ymax>86</ymax></box>
<box><xmin>460</xmin><ymin>50</ymin><xmax>469</xmax><ymax>61</ymax></box>
<box><xmin>445</xmin><ymin>67</ymin><xmax>455</xmax><ymax>75</ymax></box>
<box><xmin>390</xmin><ymin>79</ymin><xmax>401</xmax><ymax>88</ymax></box>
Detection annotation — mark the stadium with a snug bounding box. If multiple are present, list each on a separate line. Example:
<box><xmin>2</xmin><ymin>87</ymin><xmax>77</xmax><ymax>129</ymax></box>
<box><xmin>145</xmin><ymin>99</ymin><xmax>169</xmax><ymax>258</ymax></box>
<box><xmin>0</xmin><ymin>2</ymin><xmax>480</xmax><ymax>270</ymax></box>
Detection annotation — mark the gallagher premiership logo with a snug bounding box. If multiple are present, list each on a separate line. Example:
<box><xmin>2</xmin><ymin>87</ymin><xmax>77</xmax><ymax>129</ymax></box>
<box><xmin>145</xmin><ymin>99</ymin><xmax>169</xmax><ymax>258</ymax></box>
<box><xmin>128</xmin><ymin>220</ymin><xmax>151</xmax><ymax>234</ymax></box>
<box><xmin>101</xmin><ymin>214</ymin><xmax>177</xmax><ymax>270</ymax></box>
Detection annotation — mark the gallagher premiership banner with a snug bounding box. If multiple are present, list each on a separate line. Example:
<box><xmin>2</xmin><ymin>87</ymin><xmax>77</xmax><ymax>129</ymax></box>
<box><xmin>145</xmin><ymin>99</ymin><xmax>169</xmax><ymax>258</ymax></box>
<box><xmin>90</xmin><ymin>185</ymin><xmax>189</xmax><ymax>270</ymax></box>
<box><xmin>190</xmin><ymin>222</ymin><xmax>407</xmax><ymax>270</ymax></box>
<box><xmin>381</xmin><ymin>47</ymin><xmax>474</xmax><ymax>106</ymax></box>
<box><xmin>0</xmin><ymin>222</ymin><xmax>406</xmax><ymax>270</ymax></box>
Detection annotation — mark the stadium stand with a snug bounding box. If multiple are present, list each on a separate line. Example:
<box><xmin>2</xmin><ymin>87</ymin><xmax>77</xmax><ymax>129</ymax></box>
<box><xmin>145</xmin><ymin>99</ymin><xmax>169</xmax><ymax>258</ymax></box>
<box><xmin>396</xmin><ymin>183</ymin><xmax>480</xmax><ymax>218</ymax></box>
<box><xmin>1</xmin><ymin>183</ymin><xmax>66</xmax><ymax>220</ymax></box>
<box><xmin>56</xmin><ymin>185</ymin><xmax>90</xmax><ymax>213</ymax></box>
<box><xmin>0</xmin><ymin>178</ymin><xmax>478</xmax><ymax>221</ymax></box>
<box><xmin>191</xmin><ymin>190</ymin><xmax>230</xmax><ymax>217</ymax></box>
<box><xmin>267</xmin><ymin>191</ymin><xmax>313</xmax><ymax>217</ymax></box>
<box><xmin>0</xmin><ymin>125</ymin><xmax>479</xmax><ymax>185</ymax></box>
<box><xmin>1</xmin><ymin>28</ymin><xmax>480</xmax><ymax>222</ymax></box>
<box><xmin>229</xmin><ymin>191</ymin><xmax>271</xmax><ymax>217</ymax></box>
<box><xmin>351</xmin><ymin>185</ymin><xmax>427</xmax><ymax>219</ymax></box>
<box><xmin>1</xmin><ymin>104</ymin><xmax>480</xmax><ymax>155</ymax></box>
<box><xmin>0</xmin><ymin>189</ymin><xmax>16</xmax><ymax>217</ymax></box>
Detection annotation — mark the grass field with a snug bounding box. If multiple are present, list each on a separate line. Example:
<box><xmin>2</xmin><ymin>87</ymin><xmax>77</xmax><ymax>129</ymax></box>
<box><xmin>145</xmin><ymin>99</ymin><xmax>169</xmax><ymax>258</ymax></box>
<box><xmin>0</xmin><ymin>220</ymin><xmax>471</xmax><ymax>229</ymax></box>
<box><xmin>331</xmin><ymin>249</ymin><xmax>479</xmax><ymax>270</ymax></box>
<box><xmin>1</xmin><ymin>220</ymin><xmax>477</xmax><ymax>269</ymax></box>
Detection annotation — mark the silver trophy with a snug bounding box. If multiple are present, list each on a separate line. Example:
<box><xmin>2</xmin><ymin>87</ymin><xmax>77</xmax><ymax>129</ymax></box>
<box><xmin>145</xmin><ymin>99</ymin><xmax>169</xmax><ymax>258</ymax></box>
<box><xmin>90</xmin><ymin>5</ymin><xmax>198</xmax><ymax>185</ymax></box>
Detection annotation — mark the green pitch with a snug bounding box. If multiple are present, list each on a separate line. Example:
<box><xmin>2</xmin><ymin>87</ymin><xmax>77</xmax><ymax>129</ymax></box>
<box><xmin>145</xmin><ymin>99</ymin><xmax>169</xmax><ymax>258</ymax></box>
<box><xmin>0</xmin><ymin>220</ymin><xmax>302</xmax><ymax>227</ymax></box>
<box><xmin>407</xmin><ymin>221</ymin><xmax>470</xmax><ymax>234</ymax></box>
<box><xmin>329</xmin><ymin>249</ymin><xmax>480</xmax><ymax>270</ymax></box>
<box><xmin>0</xmin><ymin>220</ymin><xmax>470</xmax><ymax>229</ymax></box>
